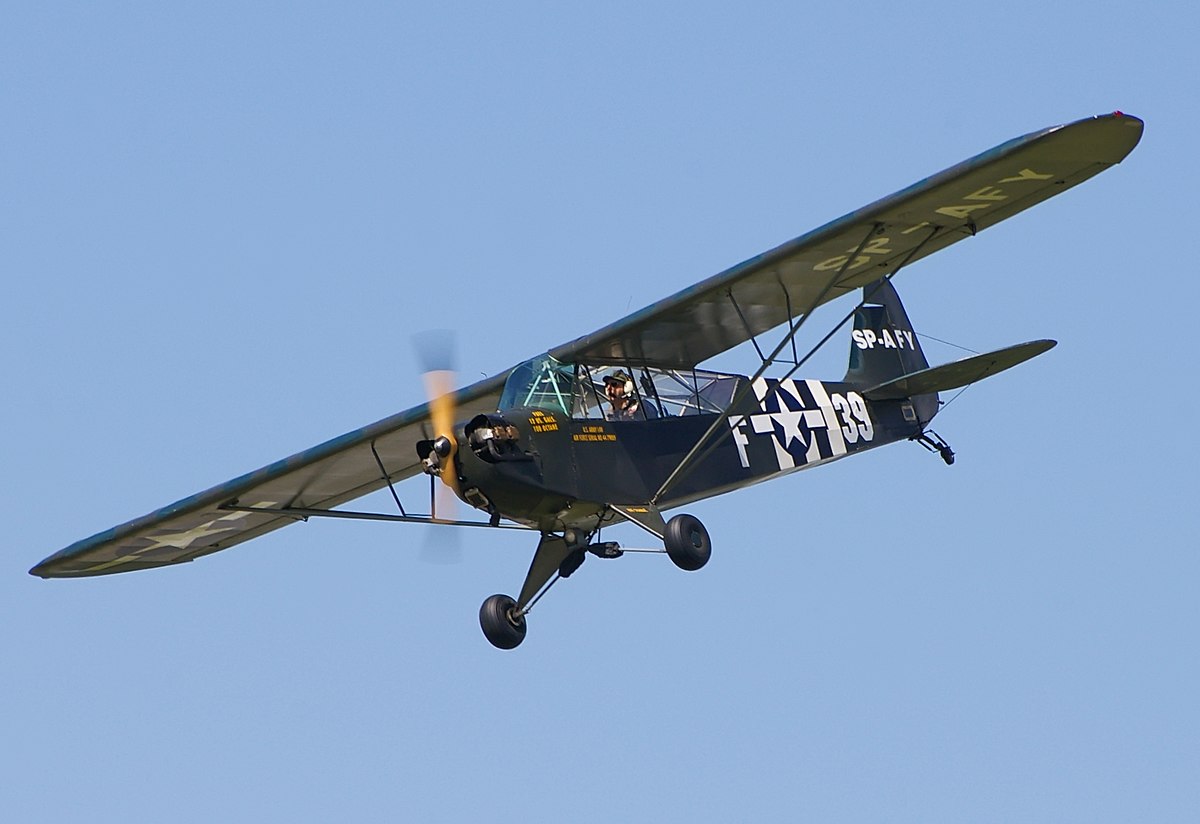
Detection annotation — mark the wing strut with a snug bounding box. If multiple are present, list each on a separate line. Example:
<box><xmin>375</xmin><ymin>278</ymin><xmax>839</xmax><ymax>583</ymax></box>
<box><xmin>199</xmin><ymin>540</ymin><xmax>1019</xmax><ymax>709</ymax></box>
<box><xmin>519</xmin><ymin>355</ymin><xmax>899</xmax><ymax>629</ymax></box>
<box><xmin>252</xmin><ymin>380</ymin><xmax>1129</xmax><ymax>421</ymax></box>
<box><xmin>771</xmin><ymin>231</ymin><xmax>943</xmax><ymax>390</ymax></box>
<box><xmin>780</xmin><ymin>279</ymin><xmax>800</xmax><ymax>364</ymax></box>
<box><xmin>649</xmin><ymin>222</ymin><xmax>886</xmax><ymax>504</ymax></box>
<box><xmin>728</xmin><ymin>290</ymin><xmax>767</xmax><ymax>364</ymax></box>
<box><xmin>650</xmin><ymin>223</ymin><xmax>944</xmax><ymax>505</ymax></box>
<box><xmin>370</xmin><ymin>440</ymin><xmax>408</xmax><ymax>516</ymax></box>
<box><xmin>218</xmin><ymin>502</ymin><xmax>533</xmax><ymax>530</ymax></box>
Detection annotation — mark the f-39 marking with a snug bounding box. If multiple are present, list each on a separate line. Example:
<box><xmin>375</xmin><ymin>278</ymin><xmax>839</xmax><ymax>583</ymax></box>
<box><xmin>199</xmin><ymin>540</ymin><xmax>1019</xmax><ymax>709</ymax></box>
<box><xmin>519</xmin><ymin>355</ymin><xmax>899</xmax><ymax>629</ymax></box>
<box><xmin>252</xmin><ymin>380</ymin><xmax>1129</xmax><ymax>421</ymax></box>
<box><xmin>729</xmin><ymin>379</ymin><xmax>874</xmax><ymax>471</ymax></box>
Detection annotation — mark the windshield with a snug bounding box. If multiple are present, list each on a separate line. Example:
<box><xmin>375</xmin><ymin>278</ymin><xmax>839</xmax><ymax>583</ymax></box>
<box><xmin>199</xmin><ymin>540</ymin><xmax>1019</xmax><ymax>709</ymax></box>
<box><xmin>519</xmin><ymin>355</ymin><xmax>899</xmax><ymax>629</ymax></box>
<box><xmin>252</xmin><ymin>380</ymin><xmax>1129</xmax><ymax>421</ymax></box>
<box><xmin>498</xmin><ymin>354</ymin><xmax>578</xmax><ymax>415</ymax></box>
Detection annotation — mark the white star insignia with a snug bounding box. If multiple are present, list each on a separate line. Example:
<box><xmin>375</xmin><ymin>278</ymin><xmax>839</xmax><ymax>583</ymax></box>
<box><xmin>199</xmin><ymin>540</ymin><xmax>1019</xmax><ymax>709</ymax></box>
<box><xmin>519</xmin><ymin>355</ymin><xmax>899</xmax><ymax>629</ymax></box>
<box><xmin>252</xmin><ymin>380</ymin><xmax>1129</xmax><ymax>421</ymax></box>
<box><xmin>139</xmin><ymin>522</ymin><xmax>239</xmax><ymax>551</ymax></box>
<box><xmin>773</xmin><ymin>409</ymin><xmax>808</xmax><ymax>449</ymax></box>
<box><xmin>81</xmin><ymin>503</ymin><xmax>276</xmax><ymax>573</ymax></box>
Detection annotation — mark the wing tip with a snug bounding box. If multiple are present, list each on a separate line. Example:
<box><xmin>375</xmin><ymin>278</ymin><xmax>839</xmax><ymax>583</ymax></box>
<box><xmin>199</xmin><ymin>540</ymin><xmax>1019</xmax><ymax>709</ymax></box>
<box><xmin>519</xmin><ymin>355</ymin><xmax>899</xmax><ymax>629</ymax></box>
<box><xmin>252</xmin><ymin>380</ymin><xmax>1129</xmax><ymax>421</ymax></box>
<box><xmin>1107</xmin><ymin>109</ymin><xmax>1142</xmax><ymax>125</ymax></box>
<box><xmin>1093</xmin><ymin>110</ymin><xmax>1144</xmax><ymax>157</ymax></box>
<box><xmin>29</xmin><ymin>557</ymin><xmax>69</xmax><ymax>578</ymax></box>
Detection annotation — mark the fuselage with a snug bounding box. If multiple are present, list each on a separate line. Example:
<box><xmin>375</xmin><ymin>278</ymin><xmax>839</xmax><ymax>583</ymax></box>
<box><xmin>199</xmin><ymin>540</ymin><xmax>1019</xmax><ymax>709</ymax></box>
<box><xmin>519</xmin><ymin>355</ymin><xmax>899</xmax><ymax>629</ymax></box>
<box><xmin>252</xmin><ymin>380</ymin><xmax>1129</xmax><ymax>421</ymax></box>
<box><xmin>451</xmin><ymin>376</ymin><xmax>928</xmax><ymax>533</ymax></box>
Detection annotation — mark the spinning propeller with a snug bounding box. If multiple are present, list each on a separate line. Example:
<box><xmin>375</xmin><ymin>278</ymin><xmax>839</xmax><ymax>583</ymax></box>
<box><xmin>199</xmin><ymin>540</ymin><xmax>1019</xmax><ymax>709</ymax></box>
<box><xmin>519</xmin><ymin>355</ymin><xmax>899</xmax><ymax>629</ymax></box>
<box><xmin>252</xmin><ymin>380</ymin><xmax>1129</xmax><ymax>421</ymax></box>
<box><xmin>415</xmin><ymin>329</ymin><xmax>462</xmax><ymax>522</ymax></box>
<box><xmin>414</xmin><ymin>330</ymin><xmax>465</xmax><ymax>563</ymax></box>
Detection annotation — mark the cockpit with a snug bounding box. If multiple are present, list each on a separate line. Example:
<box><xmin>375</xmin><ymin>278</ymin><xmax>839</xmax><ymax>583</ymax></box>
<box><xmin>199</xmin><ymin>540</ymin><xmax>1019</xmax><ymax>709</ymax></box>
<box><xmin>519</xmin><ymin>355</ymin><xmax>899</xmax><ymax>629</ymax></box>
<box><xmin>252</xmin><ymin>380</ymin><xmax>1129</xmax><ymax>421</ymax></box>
<box><xmin>498</xmin><ymin>353</ymin><xmax>743</xmax><ymax>422</ymax></box>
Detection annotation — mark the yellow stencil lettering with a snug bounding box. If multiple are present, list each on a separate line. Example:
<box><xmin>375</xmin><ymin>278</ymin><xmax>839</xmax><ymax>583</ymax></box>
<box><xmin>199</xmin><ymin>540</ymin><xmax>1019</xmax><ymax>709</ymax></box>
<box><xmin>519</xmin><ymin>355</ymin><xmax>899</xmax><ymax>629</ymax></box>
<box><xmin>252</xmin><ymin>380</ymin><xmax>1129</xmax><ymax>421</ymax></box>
<box><xmin>964</xmin><ymin>186</ymin><xmax>1007</xmax><ymax>202</ymax></box>
<box><xmin>998</xmin><ymin>168</ymin><xmax>1053</xmax><ymax>184</ymax></box>
<box><xmin>861</xmin><ymin>236</ymin><xmax>894</xmax><ymax>256</ymax></box>
<box><xmin>814</xmin><ymin>254</ymin><xmax>849</xmax><ymax>272</ymax></box>
<box><xmin>935</xmin><ymin>203</ymin><xmax>991</xmax><ymax>219</ymax></box>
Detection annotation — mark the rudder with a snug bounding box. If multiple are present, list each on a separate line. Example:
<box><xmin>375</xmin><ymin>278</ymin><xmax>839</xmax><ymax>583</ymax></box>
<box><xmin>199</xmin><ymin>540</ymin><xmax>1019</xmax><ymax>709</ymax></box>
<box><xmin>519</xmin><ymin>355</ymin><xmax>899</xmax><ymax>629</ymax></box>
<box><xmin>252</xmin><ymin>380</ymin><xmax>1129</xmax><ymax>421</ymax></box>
<box><xmin>844</xmin><ymin>279</ymin><xmax>937</xmax><ymax>421</ymax></box>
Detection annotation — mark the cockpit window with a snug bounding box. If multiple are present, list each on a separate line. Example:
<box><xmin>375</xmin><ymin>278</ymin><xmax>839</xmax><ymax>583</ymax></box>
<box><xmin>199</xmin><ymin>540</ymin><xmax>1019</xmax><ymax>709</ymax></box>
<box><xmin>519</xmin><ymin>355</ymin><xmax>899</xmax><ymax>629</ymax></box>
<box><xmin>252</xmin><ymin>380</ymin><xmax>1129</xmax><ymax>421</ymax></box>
<box><xmin>636</xmin><ymin>368</ymin><xmax>741</xmax><ymax>417</ymax></box>
<box><xmin>498</xmin><ymin>354</ymin><xmax>578</xmax><ymax>415</ymax></box>
<box><xmin>499</xmin><ymin>355</ymin><xmax>745</xmax><ymax>420</ymax></box>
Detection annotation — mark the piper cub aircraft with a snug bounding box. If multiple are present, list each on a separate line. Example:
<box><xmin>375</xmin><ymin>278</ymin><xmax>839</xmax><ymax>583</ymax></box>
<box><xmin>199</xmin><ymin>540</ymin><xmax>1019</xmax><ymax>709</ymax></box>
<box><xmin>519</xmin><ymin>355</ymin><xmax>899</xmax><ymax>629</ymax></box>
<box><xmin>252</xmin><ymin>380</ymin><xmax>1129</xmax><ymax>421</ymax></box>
<box><xmin>31</xmin><ymin>113</ymin><xmax>1143</xmax><ymax>649</ymax></box>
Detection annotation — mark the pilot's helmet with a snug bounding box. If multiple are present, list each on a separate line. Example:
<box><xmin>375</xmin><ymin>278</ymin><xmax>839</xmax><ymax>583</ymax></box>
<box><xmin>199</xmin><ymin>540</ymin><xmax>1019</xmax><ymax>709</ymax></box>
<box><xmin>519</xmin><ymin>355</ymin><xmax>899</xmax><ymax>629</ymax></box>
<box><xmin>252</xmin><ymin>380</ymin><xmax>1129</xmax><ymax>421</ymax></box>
<box><xmin>603</xmin><ymin>370</ymin><xmax>635</xmax><ymax>394</ymax></box>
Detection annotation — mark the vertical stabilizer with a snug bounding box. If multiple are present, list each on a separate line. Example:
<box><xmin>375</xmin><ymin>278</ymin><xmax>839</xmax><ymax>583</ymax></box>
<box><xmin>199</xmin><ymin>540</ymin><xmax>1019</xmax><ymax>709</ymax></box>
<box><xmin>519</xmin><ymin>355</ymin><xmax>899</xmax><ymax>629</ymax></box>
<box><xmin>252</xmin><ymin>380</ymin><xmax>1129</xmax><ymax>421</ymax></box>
<box><xmin>844</xmin><ymin>279</ymin><xmax>937</xmax><ymax>421</ymax></box>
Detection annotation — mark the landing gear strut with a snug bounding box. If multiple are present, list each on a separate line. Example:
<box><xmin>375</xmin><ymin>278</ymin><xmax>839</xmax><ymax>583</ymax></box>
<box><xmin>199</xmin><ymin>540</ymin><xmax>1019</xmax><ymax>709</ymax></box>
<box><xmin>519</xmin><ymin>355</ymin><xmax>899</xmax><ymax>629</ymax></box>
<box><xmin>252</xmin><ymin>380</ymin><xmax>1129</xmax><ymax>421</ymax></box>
<box><xmin>479</xmin><ymin>513</ymin><xmax>712</xmax><ymax>649</ymax></box>
<box><xmin>913</xmin><ymin>430</ymin><xmax>955</xmax><ymax>465</ymax></box>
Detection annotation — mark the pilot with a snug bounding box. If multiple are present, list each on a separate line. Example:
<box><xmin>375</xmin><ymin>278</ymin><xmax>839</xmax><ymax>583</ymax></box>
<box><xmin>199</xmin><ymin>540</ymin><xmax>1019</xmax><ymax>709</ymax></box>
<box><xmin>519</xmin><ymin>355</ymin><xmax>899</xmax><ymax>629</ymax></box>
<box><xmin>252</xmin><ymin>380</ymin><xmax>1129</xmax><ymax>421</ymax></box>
<box><xmin>604</xmin><ymin>370</ymin><xmax>657</xmax><ymax>421</ymax></box>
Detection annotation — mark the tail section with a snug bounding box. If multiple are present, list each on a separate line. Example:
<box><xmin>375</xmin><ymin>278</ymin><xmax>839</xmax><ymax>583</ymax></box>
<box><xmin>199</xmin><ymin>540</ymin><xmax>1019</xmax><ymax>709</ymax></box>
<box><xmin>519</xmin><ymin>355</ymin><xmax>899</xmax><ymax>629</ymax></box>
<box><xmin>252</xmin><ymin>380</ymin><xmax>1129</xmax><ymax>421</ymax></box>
<box><xmin>844</xmin><ymin>279</ymin><xmax>938</xmax><ymax>423</ymax></box>
<box><xmin>843</xmin><ymin>279</ymin><xmax>1058</xmax><ymax>428</ymax></box>
<box><xmin>844</xmin><ymin>278</ymin><xmax>929</xmax><ymax>383</ymax></box>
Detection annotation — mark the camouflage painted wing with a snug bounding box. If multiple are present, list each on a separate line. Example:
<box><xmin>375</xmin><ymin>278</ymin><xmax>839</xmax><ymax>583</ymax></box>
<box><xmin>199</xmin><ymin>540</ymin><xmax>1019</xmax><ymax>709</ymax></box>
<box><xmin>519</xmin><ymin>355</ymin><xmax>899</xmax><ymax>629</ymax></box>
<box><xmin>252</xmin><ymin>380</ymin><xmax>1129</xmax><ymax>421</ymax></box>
<box><xmin>30</xmin><ymin>374</ymin><xmax>508</xmax><ymax>578</ymax></box>
<box><xmin>551</xmin><ymin>112</ymin><xmax>1143</xmax><ymax>369</ymax></box>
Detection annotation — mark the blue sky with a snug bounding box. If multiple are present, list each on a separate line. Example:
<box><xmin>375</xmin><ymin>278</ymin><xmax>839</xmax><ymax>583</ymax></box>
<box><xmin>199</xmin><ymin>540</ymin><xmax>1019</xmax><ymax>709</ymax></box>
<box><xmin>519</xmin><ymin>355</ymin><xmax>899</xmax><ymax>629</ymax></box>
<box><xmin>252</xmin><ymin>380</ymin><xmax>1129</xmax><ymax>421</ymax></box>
<box><xmin>3</xmin><ymin>3</ymin><xmax>1196</xmax><ymax>822</ymax></box>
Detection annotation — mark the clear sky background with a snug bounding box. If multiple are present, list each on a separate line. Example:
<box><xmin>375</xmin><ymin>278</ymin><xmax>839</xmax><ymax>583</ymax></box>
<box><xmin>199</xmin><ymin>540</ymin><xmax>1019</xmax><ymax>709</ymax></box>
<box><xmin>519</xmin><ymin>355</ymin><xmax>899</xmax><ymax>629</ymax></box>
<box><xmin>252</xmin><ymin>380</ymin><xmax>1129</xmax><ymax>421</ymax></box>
<box><xmin>3</xmin><ymin>3</ymin><xmax>1196</xmax><ymax>822</ymax></box>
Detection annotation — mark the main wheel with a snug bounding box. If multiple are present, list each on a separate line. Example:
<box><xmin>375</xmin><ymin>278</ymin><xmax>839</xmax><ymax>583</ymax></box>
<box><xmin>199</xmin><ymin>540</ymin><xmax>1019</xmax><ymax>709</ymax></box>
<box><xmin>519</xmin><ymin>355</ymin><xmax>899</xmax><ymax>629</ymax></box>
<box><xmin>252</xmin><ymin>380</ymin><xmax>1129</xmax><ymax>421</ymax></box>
<box><xmin>479</xmin><ymin>594</ymin><xmax>527</xmax><ymax>649</ymax></box>
<box><xmin>664</xmin><ymin>514</ymin><xmax>711</xmax><ymax>571</ymax></box>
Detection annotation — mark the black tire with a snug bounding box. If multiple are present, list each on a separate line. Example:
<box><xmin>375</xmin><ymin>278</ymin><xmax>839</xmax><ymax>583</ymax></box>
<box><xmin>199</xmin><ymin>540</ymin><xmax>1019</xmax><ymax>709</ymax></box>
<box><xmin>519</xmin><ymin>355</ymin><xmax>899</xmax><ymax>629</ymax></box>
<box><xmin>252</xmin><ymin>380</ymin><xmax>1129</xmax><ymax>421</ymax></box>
<box><xmin>664</xmin><ymin>514</ymin><xmax>711</xmax><ymax>571</ymax></box>
<box><xmin>479</xmin><ymin>594</ymin><xmax>527</xmax><ymax>649</ymax></box>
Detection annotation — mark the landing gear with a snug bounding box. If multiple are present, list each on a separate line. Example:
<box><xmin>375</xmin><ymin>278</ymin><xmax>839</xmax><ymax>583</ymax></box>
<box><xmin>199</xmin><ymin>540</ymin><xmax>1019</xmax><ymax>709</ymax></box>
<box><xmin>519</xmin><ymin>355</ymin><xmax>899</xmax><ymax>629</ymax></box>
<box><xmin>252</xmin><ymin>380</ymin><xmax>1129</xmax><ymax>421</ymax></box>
<box><xmin>479</xmin><ymin>514</ymin><xmax>712</xmax><ymax>649</ymax></box>
<box><xmin>479</xmin><ymin>594</ymin><xmax>527</xmax><ymax>650</ymax></box>
<box><xmin>664</xmin><ymin>513</ymin><xmax>711</xmax><ymax>571</ymax></box>
<box><xmin>913</xmin><ymin>430</ymin><xmax>955</xmax><ymax>465</ymax></box>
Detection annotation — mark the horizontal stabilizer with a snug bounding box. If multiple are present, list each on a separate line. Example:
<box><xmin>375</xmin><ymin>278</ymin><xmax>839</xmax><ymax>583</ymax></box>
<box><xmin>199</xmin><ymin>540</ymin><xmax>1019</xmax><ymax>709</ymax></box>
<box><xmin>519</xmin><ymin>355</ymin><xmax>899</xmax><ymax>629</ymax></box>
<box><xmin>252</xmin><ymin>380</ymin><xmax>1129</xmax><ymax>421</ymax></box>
<box><xmin>862</xmin><ymin>340</ymin><xmax>1056</xmax><ymax>400</ymax></box>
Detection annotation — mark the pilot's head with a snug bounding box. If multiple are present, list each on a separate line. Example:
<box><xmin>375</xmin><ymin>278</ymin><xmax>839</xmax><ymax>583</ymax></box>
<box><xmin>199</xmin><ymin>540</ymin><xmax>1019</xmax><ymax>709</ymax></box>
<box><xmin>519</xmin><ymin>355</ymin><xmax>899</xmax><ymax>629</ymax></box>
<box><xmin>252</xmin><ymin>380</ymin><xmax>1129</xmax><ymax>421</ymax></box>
<box><xmin>603</xmin><ymin>370</ymin><xmax>635</xmax><ymax>406</ymax></box>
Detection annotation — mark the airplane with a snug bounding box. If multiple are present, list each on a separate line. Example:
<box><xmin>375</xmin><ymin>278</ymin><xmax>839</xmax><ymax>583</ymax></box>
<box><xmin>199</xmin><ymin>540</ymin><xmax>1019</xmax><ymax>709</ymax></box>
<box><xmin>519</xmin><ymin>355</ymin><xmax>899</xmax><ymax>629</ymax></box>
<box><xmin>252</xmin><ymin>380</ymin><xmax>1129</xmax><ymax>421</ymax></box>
<box><xmin>30</xmin><ymin>112</ymin><xmax>1144</xmax><ymax>649</ymax></box>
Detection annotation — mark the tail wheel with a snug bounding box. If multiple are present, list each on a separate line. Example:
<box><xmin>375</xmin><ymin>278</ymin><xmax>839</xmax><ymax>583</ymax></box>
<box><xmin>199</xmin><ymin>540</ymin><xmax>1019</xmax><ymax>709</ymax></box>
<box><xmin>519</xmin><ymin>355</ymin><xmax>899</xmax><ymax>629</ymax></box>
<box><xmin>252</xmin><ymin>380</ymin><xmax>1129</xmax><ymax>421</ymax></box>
<box><xmin>664</xmin><ymin>514</ymin><xmax>711</xmax><ymax>571</ymax></box>
<box><xmin>479</xmin><ymin>594</ymin><xmax>527</xmax><ymax>649</ymax></box>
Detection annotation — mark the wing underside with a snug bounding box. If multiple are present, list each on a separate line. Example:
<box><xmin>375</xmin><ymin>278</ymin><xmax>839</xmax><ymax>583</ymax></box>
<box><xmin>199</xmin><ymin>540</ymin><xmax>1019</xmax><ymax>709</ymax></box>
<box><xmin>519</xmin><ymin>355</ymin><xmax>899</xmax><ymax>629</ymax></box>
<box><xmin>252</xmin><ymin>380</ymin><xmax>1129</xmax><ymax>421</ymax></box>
<box><xmin>30</xmin><ymin>376</ymin><xmax>507</xmax><ymax>578</ymax></box>
<box><xmin>551</xmin><ymin>113</ymin><xmax>1143</xmax><ymax>369</ymax></box>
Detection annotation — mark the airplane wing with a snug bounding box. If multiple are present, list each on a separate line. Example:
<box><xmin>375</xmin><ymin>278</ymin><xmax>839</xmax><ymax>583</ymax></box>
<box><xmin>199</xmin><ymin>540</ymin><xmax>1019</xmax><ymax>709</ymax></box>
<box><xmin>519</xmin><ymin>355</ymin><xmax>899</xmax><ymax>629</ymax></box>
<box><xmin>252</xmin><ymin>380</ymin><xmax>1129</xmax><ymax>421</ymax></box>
<box><xmin>30</xmin><ymin>374</ymin><xmax>508</xmax><ymax>578</ymax></box>
<box><xmin>32</xmin><ymin>112</ymin><xmax>1142</xmax><ymax>579</ymax></box>
<box><xmin>551</xmin><ymin>112</ymin><xmax>1143</xmax><ymax>369</ymax></box>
